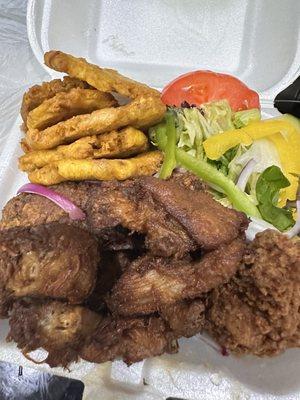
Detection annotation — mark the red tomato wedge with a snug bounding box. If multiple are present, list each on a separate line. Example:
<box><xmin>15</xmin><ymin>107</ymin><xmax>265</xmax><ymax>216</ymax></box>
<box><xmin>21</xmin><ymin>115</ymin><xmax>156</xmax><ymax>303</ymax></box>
<box><xmin>161</xmin><ymin>70</ymin><xmax>260</xmax><ymax>111</ymax></box>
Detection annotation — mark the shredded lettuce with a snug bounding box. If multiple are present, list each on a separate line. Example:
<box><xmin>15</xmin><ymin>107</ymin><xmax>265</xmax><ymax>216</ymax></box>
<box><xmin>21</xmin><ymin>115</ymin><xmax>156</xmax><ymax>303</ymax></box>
<box><xmin>175</xmin><ymin>148</ymin><xmax>261</xmax><ymax>218</ymax></box>
<box><xmin>227</xmin><ymin>138</ymin><xmax>281</xmax><ymax>184</ymax></box>
<box><xmin>174</xmin><ymin>100</ymin><xmax>235</xmax><ymax>159</ymax></box>
<box><xmin>149</xmin><ymin>100</ymin><xmax>299</xmax><ymax>228</ymax></box>
<box><xmin>256</xmin><ymin>166</ymin><xmax>295</xmax><ymax>230</ymax></box>
<box><xmin>232</xmin><ymin>108</ymin><xmax>261</xmax><ymax>129</ymax></box>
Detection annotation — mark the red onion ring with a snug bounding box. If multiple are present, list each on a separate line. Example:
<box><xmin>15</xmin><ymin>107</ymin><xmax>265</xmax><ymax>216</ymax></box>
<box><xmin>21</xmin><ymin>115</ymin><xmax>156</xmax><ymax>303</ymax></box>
<box><xmin>17</xmin><ymin>183</ymin><xmax>86</xmax><ymax>221</ymax></box>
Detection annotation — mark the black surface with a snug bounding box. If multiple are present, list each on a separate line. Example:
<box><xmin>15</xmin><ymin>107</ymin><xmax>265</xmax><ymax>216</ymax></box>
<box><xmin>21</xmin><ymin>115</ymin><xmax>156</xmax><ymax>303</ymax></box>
<box><xmin>0</xmin><ymin>361</ymin><xmax>84</xmax><ymax>400</ymax></box>
<box><xmin>274</xmin><ymin>75</ymin><xmax>300</xmax><ymax>117</ymax></box>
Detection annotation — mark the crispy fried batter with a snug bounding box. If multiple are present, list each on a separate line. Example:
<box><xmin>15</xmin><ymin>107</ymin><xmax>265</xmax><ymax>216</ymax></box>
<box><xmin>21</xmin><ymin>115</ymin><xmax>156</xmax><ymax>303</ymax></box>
<box><xmin>21</xmin><ymin>76</ymin><xmax>90</xmax><ymax>123</ymax></box>
<box><xmin>92</xmin><ymin>127</ymin><xmax>149</xmax><ymax>159</ymax></box>
<box><xmin>44</xmin><ymin>50</ymin><xmax>159</xmax><ymax>99</ymax></box>
<box><xmin>8</xmin><ymin>300</ymin><xmax>101</xmax><ymax>367</ymax></box>
<box><xmin>80</xmin><ymin>315</ymin><xmax>177</xmax><ymax>365</ymax></box>
<box><xmin>28</xmin><ymin>151</ymin><xmax>163</xmax><ymax>185</ymax></box>
<box><xmin>108</xmin><ymin>238</ymin><xmax>245</xmax><ymax>316</ymax></box>
<box><xmin>206</xmin><ymin>230</ymin><xmax>300</xmax><ymax>356</ymax></box>
<box><xmin>0</xmin><ymin>223</ymin><xmax>99</xmax><ymax>316</ymax></box>
<box><xmin>19</xmin><ymin>127</ymin><xmax>149</xmax><ymax>172</ymax></box>
<box><xmin>20</xmin><ymin>139</ymin><xmax>32</xmax><ymax>153</ymax></box>
<box><xmin>26</xmin><ymin>95</ymin><xmax>166</xmax><ymax>150</ymax></box>
<box><xmin>27</xmin><ymin>88</ymin><xmax>117</xmax><ymax>130</ymax></box>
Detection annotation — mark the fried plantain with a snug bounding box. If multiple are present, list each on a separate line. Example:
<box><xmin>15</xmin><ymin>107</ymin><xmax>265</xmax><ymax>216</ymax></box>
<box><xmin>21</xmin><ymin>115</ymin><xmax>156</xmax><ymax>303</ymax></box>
<box><xmin>28</xmin><ymin>151</ymin><xmax>163</xmax><ymax>185</ymax></box>
<box><xmin>27</xmin><ymin>88</ymin><xmax>117</xmax><ymax>130</ymax></box>
<box><xmin>19</xmin><ymin>127</ymin><xmax>149</xmax><ymax>172</ymax></box>
<box><xmin>26</xmin><ymin>95</ymin><xmax>166</xmax><ymax>150</ymax></box>
<box><xmin>21</xmin><ymin>76</ymin><xmax>90</xmax><ymax>124</ymax></box>
<box><xmin>44</xmin><ymin>50</ymin><xmax>160</xmax><ymax>99</ymax></box>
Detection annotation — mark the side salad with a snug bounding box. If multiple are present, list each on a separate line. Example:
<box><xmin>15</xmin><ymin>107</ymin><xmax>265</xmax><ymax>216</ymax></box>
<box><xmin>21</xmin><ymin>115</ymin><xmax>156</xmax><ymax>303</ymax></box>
<box><xmin>150</xmin><ymin>71</ymin><xmax>300</xmax><ymax>238</ymax></box>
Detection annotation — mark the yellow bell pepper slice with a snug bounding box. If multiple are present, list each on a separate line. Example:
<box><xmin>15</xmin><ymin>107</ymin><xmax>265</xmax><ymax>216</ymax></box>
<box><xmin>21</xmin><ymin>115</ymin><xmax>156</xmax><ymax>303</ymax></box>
<box><xmin>268</xmin><ymin>132</ymin><xmax>300</xmax><ymax>175</ymax></box>
<box><xmin>278</xmin><ymin>173</ymin><xmax>299</xmax><ymax>207</ymax></box>
<box><xmin>203</xmin><ymin>117</ymin><xmax>300</xmax><ymax>207</ymax></box>
<box><xmin>203</xmin><ymin>119</ymin><xmax>297</xmax><ymax>160</ymax></box>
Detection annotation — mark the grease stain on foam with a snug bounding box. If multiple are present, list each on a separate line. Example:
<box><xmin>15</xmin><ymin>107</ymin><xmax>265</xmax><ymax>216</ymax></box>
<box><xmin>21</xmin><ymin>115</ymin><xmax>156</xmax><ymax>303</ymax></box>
<box><xmin>102</xmin><ymin>34</ymin><xmax>135</xmax><ymax>57</ymax></box>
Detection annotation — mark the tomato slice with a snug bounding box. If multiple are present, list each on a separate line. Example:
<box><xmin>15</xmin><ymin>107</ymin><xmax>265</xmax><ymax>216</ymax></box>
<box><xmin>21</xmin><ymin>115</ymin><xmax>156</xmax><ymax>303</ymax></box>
<box><xmin>161</xmin><ymin>70</ymin><xmax>260</xmax><ymax>111</ymax></box>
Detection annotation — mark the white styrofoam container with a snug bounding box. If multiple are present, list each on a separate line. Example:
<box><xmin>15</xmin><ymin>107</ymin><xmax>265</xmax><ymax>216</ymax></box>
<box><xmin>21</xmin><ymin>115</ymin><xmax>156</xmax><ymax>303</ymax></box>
<box><xmin>0</xmin><ymin>0</ymin><xmax>299</xmax><ymax>399</ymax></box>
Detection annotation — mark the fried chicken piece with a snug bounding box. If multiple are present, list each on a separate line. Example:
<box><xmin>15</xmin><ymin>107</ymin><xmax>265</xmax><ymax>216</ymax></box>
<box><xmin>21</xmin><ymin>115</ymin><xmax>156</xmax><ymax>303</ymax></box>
<box><xmin>26</xmin><ymin>95</ymin><xmax>166</xmax><ymax>150</ymax></box>
<box><xmin>19</xmin><ymin>127</ymin><xmax>149</xmax><ymax>172</ymax></box>
<box><xmin>160</xmin><ymin>299</ymin><xmax>205</xmax><ymax>338</ymax></box>
<box><xmin>0</xmin><ymin>223</ymin><xmax>99</xmax><ymax>316</ymax></box>
<box><xmin>28</xmin><ymin>151</ymin><xmax>163</xmax><ymax>185</ymax></box>
<box><xmin>140</xmin><ymin>177</ymin><xmax>248</xmax><ymax>250</ymax></box>
<box><xmin>206</xmin><ymin>230</ymin><xmax>300</xmax><ymax>356</ymax></box>
<box><xmin>108</xmin><ymin>238</ymin><xmax>245</xmax><ymax>316</ymax></box>
<box><xmin>8</xmin><ymin>300</ymin><xmax>101</xmax><ymax>368</ymax></box>
<box><xmin>21</xmin><ymin>76</ymin><xmax>90</xmax><ymax>124</ymax></box>
<box><xmin>80</xmin><ymin>315</ymin><xmax>178</xmax><ymax>365</ymax></box>
<box><xmin>26</xmin><ymin>88</ymin><xmax>117</xmax><ymax>130</ymax></box>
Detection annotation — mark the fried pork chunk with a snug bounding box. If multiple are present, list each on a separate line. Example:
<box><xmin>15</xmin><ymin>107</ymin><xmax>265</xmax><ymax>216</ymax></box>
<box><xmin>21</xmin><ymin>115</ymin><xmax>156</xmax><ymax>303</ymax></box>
<box><xmin>85</xmin><ymin>251</ymin><xmax>124</xmax><ymax>313</ymax></box>
<box><xmin>140</xmin><ymin>177</ymin><xmax>248</xmax><ymax>251</ymax></box>
<box><xmin>8</xmin><ymin>300</ymin><xmax>101</xmax><ymax>368</ymax></box>
<box><xmin>206</xmin><ymin>230</ymin><xmax>300</xmax><ymax>356</ymax></box>
<box><xmin>108</xmin><ymin>238</ymin><xmax>245</xmax><ymax>316</ymax></box>
<box><xmin>0</xmin><ymin>175</ymin><xmax>248</xmax><ymax>257</ymax></box>
<box><xmin>80</xmin><ymin>315</ymin><xmax>178</xmax><ymax>365</ymax></box>
<box><xmin>160</xmin><ymin>299</ymin><xmax>205</xmax><ymax>338</ymax></box>
<box><xmin>0</xmin><ymin>223</ymin><xmax>99</xmax><ymax>316</ymax></box>
<box><xmin>9</xmin><ymin>301</ymin><xmax>179</xmax><ymax>367</ymax></box>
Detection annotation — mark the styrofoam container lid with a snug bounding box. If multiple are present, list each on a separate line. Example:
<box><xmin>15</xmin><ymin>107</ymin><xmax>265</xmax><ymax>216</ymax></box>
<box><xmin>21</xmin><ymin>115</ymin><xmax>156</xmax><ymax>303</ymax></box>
<box><xmin>0</xmin><ymin>0</ymin><xmax>297</xmax><ymax>399</ymax></box>
<box><xmin>27</xmin><ymin>0</ymin><xmax>300</xmax><ymax>107</ymax></box>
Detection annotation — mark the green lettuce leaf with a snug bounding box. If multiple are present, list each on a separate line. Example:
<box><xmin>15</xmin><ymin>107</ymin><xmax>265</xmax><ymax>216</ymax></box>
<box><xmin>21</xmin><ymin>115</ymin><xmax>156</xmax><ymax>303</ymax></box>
<box><xmin>232</xmin><ymin>108</ymin><xmax>261</xmax><ymax>129</ymax></box>
<box><xmin>256</xmin><ymin>166</ymin><xmax>295</xmax><ymax>231</ymax></box>
<box><xmin>174</xmin><ymin>99</ymin><xmax>235</xmax><ymax>160</ymax></box>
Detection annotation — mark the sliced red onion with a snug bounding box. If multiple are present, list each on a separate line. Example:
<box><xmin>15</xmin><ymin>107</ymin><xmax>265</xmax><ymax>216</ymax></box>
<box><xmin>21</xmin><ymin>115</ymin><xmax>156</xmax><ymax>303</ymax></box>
<box><xmin>236</xmin><ymin>159</ymin><xmax>257</xmax><ymax>191</ymax></box>
<box><xmin>285</xmin><ymin>200</ymin><xmax>300</xmax><ymax>238</ymax></box>
<box><xmin>17</xmin><ymin>183</ymin><xmax>86</xmax><ymax>221</ymax></box>
<box><xmin>198</xmin><ymin>334</ymin><xmax>230</xmax><ymax>356</ymax></box>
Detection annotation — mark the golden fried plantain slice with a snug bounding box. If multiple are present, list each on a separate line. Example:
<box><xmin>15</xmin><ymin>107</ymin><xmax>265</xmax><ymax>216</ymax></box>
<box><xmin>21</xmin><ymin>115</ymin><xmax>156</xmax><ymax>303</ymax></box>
<box><xmin>20</xmin><ymin>139</ymin><xmax>32</xmax><ymax>153</ymax></box>
<box><xmin>19</xmin><ymin>127</ymin><xmax>149</xmax><ymax>172</ymax></box>
<box><xmin>93</xmin><ymin>127</ymin><xmax>149</xmax><ymax>158</ymax></box>
<box><xmin>21</xmin><ymin>76</ymin><xmax>90</xmax><ymax>123</ymax></box>
<box><xmin>28</xmin><ymin>151</ymin><xmax>163</xmax><ymax>185</ymax></box>
<box><xmin>26</xmin><ymin>95</ymin><xmax>166</xmax><ymax>150</ymax></box>
<box><xmin>44</xmin><ymin>50</ymin><xmax>159</xmax><ymax>99</ymax></box>
<box><xmin>27</xmin><ymin>88</ymin><xmax>117</xmax><ymax>130</ymax></box>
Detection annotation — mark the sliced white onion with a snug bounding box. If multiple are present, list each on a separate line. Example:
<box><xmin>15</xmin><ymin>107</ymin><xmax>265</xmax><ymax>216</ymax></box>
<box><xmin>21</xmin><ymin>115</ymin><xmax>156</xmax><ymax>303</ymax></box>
<box><xmin>17</xmin><ymin>183</ymin><xmax>86</xmax><ymax>221</ymax></box>
<box><xmin>284</xmin><ymin>200</ymin><xmax>300</xmax><ymax>238</ymax></box>
<box><xmin>246</xmin><ymin>217</ymin><xmax>278</xmax><ymax>241</ymax></box>
<box><xmin>236</xmin><ymin>159</ymin><xmax>257</xmax><ymax>191</ymax></box>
